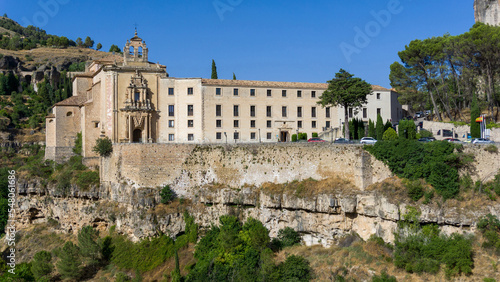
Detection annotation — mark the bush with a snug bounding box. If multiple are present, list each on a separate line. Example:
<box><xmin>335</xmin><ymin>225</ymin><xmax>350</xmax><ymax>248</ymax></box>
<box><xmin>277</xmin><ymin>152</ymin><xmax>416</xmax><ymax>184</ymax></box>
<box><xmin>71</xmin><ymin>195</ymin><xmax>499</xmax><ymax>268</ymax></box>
<box><xmin>31</xmin><ymin>251</ymin><xmax>53</xmax><ymax>280</ymax></box>
<box><xmin>312</xmin><ymin>132</ymin><xmax>318</xmax><ymax>138</ymax></box>
<box><xmin>298</xmin><ymin>133</ymin><xmax>307</xmax><ymax>140</ymax></box>
<box><xmin>406</xmin><ymin>179</ymin><xmax>424</xmax><ymax>202</ymax></box>
<box><xmin>398</xmin><ymin>120</ymin><xmax>417</xmax><ymax>139</ymax></box>
<box><xmin>382</xmin><ymin>127</ymin><xmax>398</xmax><ymax>140</ymax></box>
<box><xmin>484</xmin><ymin>145</ymin><xmax>498</xmax><ymax>153</ymax></box>
<box><xmin>74</xmin><ymin>170</ymin><xmax>99</xmax><ymax>190</ymax></box>
<box><xmin>160</xmin><ymin>185</ymin><xmax>176</xmax><ymax>204</ymax></box>
<box><xmin>277</xmin><ymin>227</ymin><xmax>301</xmax><ymax>248</ymax></box>
<box><xmin>372</xmin><ymin>271</ymin><xmax>397</xmax><ymax>282</ymax></box>
<box><xmin>73</xmin><ymin>132</ymin><xmax>82</xmax><ymax>155</ymax></box>
<box><xmin>292</xmin><ymin>134</ymin><xmax>297</xmax><ymax>142</ymax></box>
<box><xmin>92</xmin><ymin>136</ymin><xmax>113</xmax><ymax>157</ymax></box>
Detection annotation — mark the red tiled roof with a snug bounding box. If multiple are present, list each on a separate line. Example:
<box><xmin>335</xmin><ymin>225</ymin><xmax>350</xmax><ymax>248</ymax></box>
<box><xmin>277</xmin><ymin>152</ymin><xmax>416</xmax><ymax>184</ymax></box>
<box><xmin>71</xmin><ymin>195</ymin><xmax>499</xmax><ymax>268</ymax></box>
<box><xmin>53</xmin><ymin>95</ymin><xmax>87</xmax><ymax>107</ymax></box>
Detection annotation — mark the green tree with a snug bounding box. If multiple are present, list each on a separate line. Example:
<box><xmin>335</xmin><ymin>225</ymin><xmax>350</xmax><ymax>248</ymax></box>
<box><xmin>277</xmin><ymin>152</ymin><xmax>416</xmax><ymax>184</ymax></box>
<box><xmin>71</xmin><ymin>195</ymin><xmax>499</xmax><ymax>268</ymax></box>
<box><xmin>470</xmin><ymin>92</ymin><xmax>481</xmax><ymax>138</ymax></box>
<box><xmin>171</xmin><ymin>250</ymin><xmax>182</xmax><ymax>282</ymax></box>
<box><xmin>368</xmin><ymin>119</ymin><xmax>376</xmax><ymax>138</ymax></box>
<box><xmin>211</xmin><ymin>59</ymin><xmax>218</xmax><ymax>79</ymax></box>
<box><xmin>233</xmin><ymin>72</ymin><xmax>236</xmax><ymax>80</ymax></box>
<box><xmin>318</xmin><ymin>69</ymin><xmax>372</xmax><ymax>140</ymax></box>
<box><xmin>78</xmin><ymin>225</ymin><xmax>101</xmax><ymax>266</ymax></box>
<box><xmin>160</xmin><ymin>185</ymin><xmax>176</xmax><ymax>204</ymax></box>
<box><xmin>31</xmin><ymin>251</ymin><xmax>53</xmax><ymax>280</ymax></box>
<box><xmin>92</xmin><ymin>136</ymin><xmax>113</xmax><ymax>157</ymax></box>
<box><xmin>84</xmin><ymin>36</ymin><xmax>94</xmax><ymax>48</ymax></box>
<box><xmin>383</xmin><ymin>127</ymin><xmax>398</xmax><ymax>140</ymax></box>
<box><xmin>398</xmin><ymin>120</ymin><xmax>417</xmax><ymax>139</ymax></box>
<box><xmin>76</xmin><ymin>37</ymin><xmax>83</xmax><ymax>47</ymax></box>
<box><xmin>109</xmin><ymin>44</ymin><xmax>121</xmax><ymax>53</ymax></box>
<box><xmin>376</xmin><ymin>114</ymin><xmax>384</xmax><ymax>140</ymax></box>
<box><xmin>96</xmin><ymin>42</ymin><xmax>102</xmax><ymax>50</ymax></box>
<box><xmin>57</xmin><ymin>241</ymin><xmax>81</xmax><ymax>280</ymax></box>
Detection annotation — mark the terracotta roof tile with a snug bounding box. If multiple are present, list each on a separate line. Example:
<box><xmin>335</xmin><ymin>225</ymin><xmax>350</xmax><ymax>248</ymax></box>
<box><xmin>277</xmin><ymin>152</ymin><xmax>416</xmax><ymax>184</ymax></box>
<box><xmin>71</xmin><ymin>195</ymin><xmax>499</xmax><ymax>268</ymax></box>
<box><xmin>54</xmin><ymin>95</ymin><xmax>87</xmax><ymax>107</ymax></box>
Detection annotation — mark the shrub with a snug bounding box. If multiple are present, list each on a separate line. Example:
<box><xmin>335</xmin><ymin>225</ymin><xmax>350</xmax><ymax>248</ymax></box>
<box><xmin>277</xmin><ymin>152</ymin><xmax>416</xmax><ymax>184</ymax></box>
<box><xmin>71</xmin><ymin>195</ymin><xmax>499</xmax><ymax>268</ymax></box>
<box><xmin>372</xmin><ymin>271</ymin><xmax>397</xmax><ymax>282</ymax></box>
<box><xmin>398</xmin><ymin>120</ymin><xmax>417</xmax><ymax>139</ymax></box>
<box><xmin>419</xmin><ymin>129</ymin><xmax>433</xmax><ymax>138</ymax></box>
<box><xmin>74</xmin><ymin>170</ymin><xmax>99</xmax><ymax>190</ymax></box>
<box><xmin>312</xmin><ymin>132</ymin><xmax>318</xmax><ymax>138</ymax></box>
<box><xmin>298</xmin><ymin>133</ymin><xmax>307</xmax><ymax>140</ymax></box>
<box><xmin>73</xmin><ymin>132</ymin><xmax>82</xmax><ymax>155</ymax></box>
<box><xmin>92</xmin><ymin>136</ymin><xmax>113</xmax><ymax>157</ymax></box>
<box><xmin>382</xmin><ymin>127</ymin><xmax>398</xmax><ymax>140</ymax></box>
<box><xmin>484</xmin><ymin>145</ymin><xmax>498</xmax><ymax>154</ymax></box>
<box><xmin>277</xmin><ymin>227</ymin><xmax>301</xmax><ymax>248</ymax></box>
<box><xmin>291</xmin><ymin>134</ymin><xmax>297</xmax><ymax>142</ymax></box>
<box><xmin>160</xmin><ymin>185</ymin><xmax>176</xmax><ymax>204</ymax></box>
<box><xmin>405</xmin><ymin>179</ymin><xmax>424</xmax><ymax>202</ymax></box>
<box><xmin>31</xmin><ymin>251</ymin><xmax>53</xmax><ymax>281</ymax></box>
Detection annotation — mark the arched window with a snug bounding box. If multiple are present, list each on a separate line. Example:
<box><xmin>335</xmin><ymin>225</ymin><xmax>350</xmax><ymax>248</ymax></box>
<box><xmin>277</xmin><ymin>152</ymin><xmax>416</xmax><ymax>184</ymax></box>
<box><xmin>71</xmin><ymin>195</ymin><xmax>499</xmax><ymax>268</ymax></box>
<box><xmin>66</xmin><ymin>112</ymin><xmax>73</xmax><ymax>117</ymax></box>
<box><xmin>138</xmin><ymin>46</ymin><xmax>143</xmax><ymax>57</ymax></box>
<box><xmin>129</xmin><ymin>46</ymin><xmax>134</xmax><ymax>55</ymax></box>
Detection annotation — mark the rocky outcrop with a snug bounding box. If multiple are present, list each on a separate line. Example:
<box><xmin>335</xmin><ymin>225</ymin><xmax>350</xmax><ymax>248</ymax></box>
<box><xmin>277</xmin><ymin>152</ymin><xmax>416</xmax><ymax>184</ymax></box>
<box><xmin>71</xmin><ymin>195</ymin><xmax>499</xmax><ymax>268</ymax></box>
<box><xmin>474</xmin><ymin>0</ymin><xmax>500</xmax><ymax>26</ymax></box>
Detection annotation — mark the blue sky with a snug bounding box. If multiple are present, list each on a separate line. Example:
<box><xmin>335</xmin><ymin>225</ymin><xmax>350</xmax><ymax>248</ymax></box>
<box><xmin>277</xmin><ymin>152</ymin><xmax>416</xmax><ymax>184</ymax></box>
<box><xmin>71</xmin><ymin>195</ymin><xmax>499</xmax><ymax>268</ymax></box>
<box><xmin>2</xmin><ymin>0</ymin><xmax>475</xmax><ymax>88</ymax></box>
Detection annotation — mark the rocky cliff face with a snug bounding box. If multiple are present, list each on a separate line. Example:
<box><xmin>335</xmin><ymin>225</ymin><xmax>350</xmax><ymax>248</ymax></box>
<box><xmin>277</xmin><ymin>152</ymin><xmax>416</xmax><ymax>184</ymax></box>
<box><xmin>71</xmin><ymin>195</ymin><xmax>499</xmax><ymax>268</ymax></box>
<box><xmin>474</xmin><ymin>0</ymin><xmax>500</xmax><ymax>26</ymax></box>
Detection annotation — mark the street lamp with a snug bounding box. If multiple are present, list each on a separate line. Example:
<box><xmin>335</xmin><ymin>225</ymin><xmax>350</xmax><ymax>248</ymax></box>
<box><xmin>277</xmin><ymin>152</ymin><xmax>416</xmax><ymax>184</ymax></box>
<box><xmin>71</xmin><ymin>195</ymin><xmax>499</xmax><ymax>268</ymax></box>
<box><xmin>224</xmin><ymin>132</ymin><xmax>227</xmax><ymax>144</ymax></box>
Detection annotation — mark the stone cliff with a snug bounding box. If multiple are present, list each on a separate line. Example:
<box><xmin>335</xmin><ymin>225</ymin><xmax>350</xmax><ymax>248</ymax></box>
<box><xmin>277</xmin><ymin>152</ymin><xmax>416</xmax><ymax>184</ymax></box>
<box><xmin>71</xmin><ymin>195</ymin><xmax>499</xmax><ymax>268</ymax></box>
<box><xmin>13</xmin><ymin>144</ymin><xmax>500</xmax><ymax>249</ymax></box>
<box><xmin>474</xmin><ymin>0</ymin><xmax>500</xmax><ymax>26</ymax></box>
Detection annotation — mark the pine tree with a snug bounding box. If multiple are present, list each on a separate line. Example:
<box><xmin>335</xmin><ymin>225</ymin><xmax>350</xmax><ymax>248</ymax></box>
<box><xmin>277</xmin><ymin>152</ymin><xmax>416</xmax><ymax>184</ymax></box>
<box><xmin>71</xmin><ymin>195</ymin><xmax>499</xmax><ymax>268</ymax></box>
<box><xmin>233</xmin><ymin>73</ymin><xmax>236</xmax><ymax>80</ymax></box>
<box><xmin>31</xmin><ymin>251</ymin><xmax>53</xmax><ymax>280</ymax></box>
<box><xmin>57</xmin><ymin>242</ymin><xmax>81</xmax><ymax>280</ymax></box>
<box><xmin>470</xmin><ymin>92</ymin><xmax>481</xmax><ymax>138</ymax></box>
<box><xmin>171</xmin><ymin>250</ymin><xmax>182</xmax><ymax>282</ymax></box>
<box><xmin>84</xmin><ymin>36</ymin><xmax>94</xmax><ymax>48</ymax></box>
<box><xmin>96</xmin><ymin>43</ymin><xmax>102</xmax><ymax>51</ymax></box>
<box><xmin>78</xmin><ymin>225</ymin><xmax>101</xmax><ymax>266</ymax></box>
<box><xmin>211</xmin><ymin>59</ymin><xmax>218</xmax><ymax>79</ymax></box>
<box><xmin>376</xmin><ymin>114</ymin><xmax>384</xmax><ymax>140</ymax></box>
<box><xmin>76</xmin><ymin>37</ymin><xmax>83</xmax><ymax>47</ymax></box>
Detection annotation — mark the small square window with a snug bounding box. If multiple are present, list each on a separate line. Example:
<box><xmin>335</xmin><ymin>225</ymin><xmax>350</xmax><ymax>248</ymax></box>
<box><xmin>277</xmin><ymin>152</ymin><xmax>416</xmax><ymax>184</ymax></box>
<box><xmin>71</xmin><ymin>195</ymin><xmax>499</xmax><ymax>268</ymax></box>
<box><xmin>234</xmin><ymin>120</ymin><xmax>239</xmax><ymax>128</ymax></box>
<box><xmin>94</xmin><ymin>122</ymin><xmax>99</xmax><ymax>128</ymax></box>
<box><xmin>267</xmin><ymin>89</ymin><xmax>272</xmax><ymax>97</ymax></box>
<box><xmin>282</xmin><ymin>90</ymin><xmax>287</xmax><ymax>97</ymax></box>
<box><xmin>326</xmin><ymin>121</ymin><xmax>331</xmax><ymax>128</ymax></box>
<box><xmin>297</xmin><ymin>90</ymin><xmax>302</xmax><ymax>98</ymax></box>
<box><xmin>377</xmin><ymin>93</ymin><xmax>381</xmax><ymax>99</ymax></box>
<box><xmin>233</xmin><ymin>88</ymin><xmax>239</xmax><ymax>96</ymax></box>
<box><xmin>168</xmin><ymin>120</ymin><xmax>174</xmax><ymax>128</ymax></box>
<box><xmin>234</xmin><ymin>132</ymin><xmax>239</xmax><ymax>140</ymax></box>
<box><xmin>168</xmin><ymin>88</ymin><xmax>174</xmax><ymax>95</ymax></box>
<box><xmin>188</xmin><ymin>134</ymin><xmax>194</xmax><ymax>141</ymax></box>
<box><xmin>216</xmin><ymin>132</ymin><xmax>222</xmax><ymax>140</ymax></box>
<box><xmin>216</xmin><ymin>120</ymin><xmax>222</xmax><ymax>128</ymax></box>
<box><xmin>312</xmin><ymin>121</ymin><xmax>317</xmax><ymax>128</ymax></box>
<box><xmin>250</xmin><ymin>89</ymin><xmax>256</xmax><ymax>96</ymax></box>
<box><xmin>168</xmin><ymin>134</ymin><xmax>175</xmax><ymax>141</ymax></box>
<box><xmin>216</xmin><ymin>88</ymin><xmax>221</xmax><ymax>95</ymax></box>
<box><xmin>250</xmin><ymin>120</ymin><xmax>256</xmax><ymax>128</ymax></box>
<box><xmin>267</xmin><ymin>120</ymin><xmax>272</xmax><ymax>128</ymax></box>
<box><xmin>311</xmin><ymin>91</ymin><xmax>316</xmax><ymax>98</ymax></box>
<box><xmin>188</xmin><ymin>87</ymin><xmax>193</xmax><ymax>95</ymax></box>
<box><xmin>188</xmin><ymin>120</ymin><xmax>194</xmax><ymax>127</ymax></box>
<box><xmin>298</xmin><ymin>121</ymin><xmax>302</xmax><ymax>128</ymax></box>
<box><xmin>251</xmin><ymin>132</ymin><xmax>256</xmax><ymax>140</ymax></box>
<box><xmin>267</xmin><ymin>133</ymin><xmax>272</xmax><ymax>140</ymax></box>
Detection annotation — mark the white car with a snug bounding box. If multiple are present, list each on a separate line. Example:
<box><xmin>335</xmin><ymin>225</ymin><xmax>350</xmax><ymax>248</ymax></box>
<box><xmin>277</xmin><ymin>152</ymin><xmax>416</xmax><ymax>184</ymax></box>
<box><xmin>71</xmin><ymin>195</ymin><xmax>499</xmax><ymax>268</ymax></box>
<box><xmin>360</xmin><ymin>137</ymin><xmax>377</xmax><ymax>145</ymax></box>
<box><xmin>472</xmin><ymin>138</ymin><xmax>494</xmax><ymax>145</ymax></box>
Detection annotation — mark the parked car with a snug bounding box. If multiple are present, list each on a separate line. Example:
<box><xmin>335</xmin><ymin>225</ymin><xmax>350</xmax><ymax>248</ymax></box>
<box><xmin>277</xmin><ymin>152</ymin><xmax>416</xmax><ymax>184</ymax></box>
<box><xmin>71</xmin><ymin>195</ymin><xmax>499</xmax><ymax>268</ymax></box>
<box><xmin>360</xmin><ymin>137</ymin><xmax>377</xmax><ymax>145</ymax></box>
<box><xmin>425</xmin><ymin>110</ymin><xmax>431</xmax><ymax>115</ymax></box>
<box><xmin>307</xmin><ymin>137</ymin><xmax>326</xmax><ymax>143</ymax></box>
<box><xmin>418</xmin><ymin>137</ymin><xmax>436</xmax><ymax>142</ymax></box>
<box><xmin>415</xmin><ymin>111</ymin><xmax>424</xmax><ymax>118</ymax></box>
<box><xmin>472</xmin><ymin>138</ymin><xmax>494</xmax><ymax>145</ymax></box>
<box><xmin>444</xmin><ymin>138</ymin><xmax>462</xmax><ymax>144</ymax></box>
<box><xmin>333</xmin><ymin>138</ymin><xmax>351</xmax><ymax>144</ymax></box>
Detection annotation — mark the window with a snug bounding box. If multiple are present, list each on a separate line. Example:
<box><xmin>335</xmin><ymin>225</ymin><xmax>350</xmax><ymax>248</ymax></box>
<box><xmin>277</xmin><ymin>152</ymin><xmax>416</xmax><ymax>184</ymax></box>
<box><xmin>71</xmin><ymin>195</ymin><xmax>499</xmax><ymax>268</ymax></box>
<box><xmin>250</xmin><ymin>89</ymin><xmax>255</xmax><ymax>96</ymax></box>
<box><xmin>297</xmin><ymin>106</ymin><xmax>302</xmax><ymax>118</ymax></box>
<box><xmin>216</xmin><ymin>132</ymin><xmax>222</xmax><ymax>140</ymax></box>
<box><xmin>134</xmin><ymin>92</ymin><xmax>140</xmax><ymax>101</ymax></box>
<box><xmin>250</xmin><ymin>105</ymin><xmax>256</xmax><ymax>117</ymax></box>
<box><xmin>251</xmin><ymin>132</ymin><xmax>256</xmax><ymax>140</ymax></box>
<box><xmin>267</xmin><ymin>133</ymin><xmax>272</xmax><ymax>140</ymax></box>
<box><xmin>94</xmin><ymin>122</ymin><xmax>99</xmax><ymax>128</ymax></box>
<box><xmin>168</xmin><ymin>105</ymin><xmax>174</xmax><ymax>117</ymax></box>
<box><xmin>311</xmin><ymin>91</ymin><xmax>316</xmax><ymax>98</ymax></box>
<box><xmin>168</xmin><ymin>120</ymin><xmax>174</xmax><ymax>128</ymax></box>
<box><xmin>234</xmin><ymin>105</ymin><xmax>239</xmax><ymax>117</ymax></box>
<box><xmin>187</xmin><ymin>87</ymin><xmax>193</xmax><ymax>95</ymax></box>
<box><xmin>233</xmin><ymin>88</ymin><xmax>239</xmax><ymax>96</ymax></box>
<box><xmin>234</xmin><ymin>120</ymin><xmax>239</xmax><ymax>128</ymax></box>
<box><xmin>267</xmin><ymin>89</ymin><xmax>272</xmax><ymax>97</ymax></box>
<box><xmin>216</xmin><ymin>120</ymin><xmax>222</xmax><ymax>128</ymax></box>
<box><xmin>267</xmin><ymin>120</ymin><xmax>272</xmax><ymax>128</ymax></box>
<box><xmin>363</xmin><ymin>108</ymin><xmax>367</xmax><ymax>118</ymax></box>
<box><xmin>297</xmin><ymin>90</ymin><xmax>302</xmax><ymax>98</ymax></box>
<box><xmin>168</xmin><ymin>134</ymin><xmax>175</xmax><ymax>141</ymax></box>
<box><xmin>326</xmin><ymin>121</ymin><xmax>331</xmax><ymax>128</ymax></box>
<box><xmin>216</xmin><ymin>105</ymin><xmax>222</xmax><ymax>117</ymax></box>
<box><xmin>250</xmin><ymin>120</ymin><xmax>256</xmax><ymax>128</ymax></box>
<box><xmin>282</xmin><ymin>90</ymin><xmax>287</xmax><ymax>97</ymax></box>
<box><xmin>312</xmin><ymin>121</ymin><xmax>317</xmax><ymax>128</ymax></box>
<box><xmin>326</xmin><ymin>107</ymin><xmax>330</xmax><ymax>118</ymax></box>
<box><xmin>311</xmin><ymin>107</ymin><xmax>316</xmax><ymax>118</ymax></box>
<box><xmin>349</xmin><ymin>108</ymin><xmax>353</xmax><ymax>118</ymax></box>
<box><xmin>234</xmin><ymin>132</ymin><xmax>239</xmax><ymax>140</ymax></box>
<box><xmin>377</xmin><ymin>108</ymin><xmax>381</xmax><ymax>116</ymax></box>
<box><xmin>188</xmin><ymin>134</ymin><xmax>194</xmax><ymax>141</ymax></box>
<box><xmin>187</xmin><ymin>105</ymin><xmax>194</xmax><ymax>116</ymax></box>
<box><xmin>216</xmin><ymin>88</ymin><xmax>221</xmax><ymax>95</ymax></box>
<box><xmin>377</xmin><ymin>93</ymin><xmax>381</xmax><ymax>99</ymax></box>
<box><xmin>188</xmin><ymin>120</ymin><xmax>194</xmax><ymax>127</ymax></box>
<box><xmin>266</xmin><ymin>106</ymin><xmax>272</xmax><ymax>117</ymax></box>
<box><xmin>168</xmin><ymin>88</ymin><xmax>174</xmax><ymax>95</ymax></box>
<box><xmin>298</xmin><ymin>120</ymin><xmax>302</xmax><ymax>128</ymax></box>
<box><xmin>282</xmin><ymin>106</ymin><xmax>287</xmax><ymax>117</ymax></box>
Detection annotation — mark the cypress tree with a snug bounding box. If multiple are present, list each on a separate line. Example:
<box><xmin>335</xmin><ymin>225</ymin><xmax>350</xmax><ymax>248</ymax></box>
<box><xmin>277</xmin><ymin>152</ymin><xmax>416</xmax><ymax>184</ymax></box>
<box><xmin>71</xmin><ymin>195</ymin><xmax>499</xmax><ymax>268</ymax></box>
<box><xmin>233</xmin><ymin>73</ymin><xmax>236</xmax><ymax>80</ymax></box>
<box><xmin>376</xmin><ymin>114</ymin><xmax>384</xmax><ymax>140</ymax></box>
<box><xmin>211</xmin><ymin>59</ymin><xmax>218</xmax><ymax>79</ymax></box>
<box><xmin>470</xmin><ymin>93</ymin><xmax>481</xmax><ymax>138</ymax></box>
<box><xmin>368</xmin><ymin>119</ymin><xmax>376</xmax><ymax>138</ymax></box>
<box><xmin>357</xmin><ymin>119</ymin><xmax>365</xmax><ymax>139</ymax></box>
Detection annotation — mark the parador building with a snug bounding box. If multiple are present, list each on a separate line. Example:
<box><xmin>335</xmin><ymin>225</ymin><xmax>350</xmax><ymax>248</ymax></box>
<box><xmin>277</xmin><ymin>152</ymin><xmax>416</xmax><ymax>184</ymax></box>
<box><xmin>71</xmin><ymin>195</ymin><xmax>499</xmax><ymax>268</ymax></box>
<box><xmin>45</xmin><ymin>32</ymin><xmax>404</xmax><ymax>163</ymax></box>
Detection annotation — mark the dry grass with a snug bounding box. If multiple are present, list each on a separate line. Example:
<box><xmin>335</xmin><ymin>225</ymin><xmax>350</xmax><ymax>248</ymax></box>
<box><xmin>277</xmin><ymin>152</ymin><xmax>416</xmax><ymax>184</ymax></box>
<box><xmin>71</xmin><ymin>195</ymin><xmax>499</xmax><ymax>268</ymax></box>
<box><xmin>260</xmin><ymin>175</ymin><xmax>358</xmax><ymax>198</ymax></box>
<box><xmin>150</xmin><ymin>198</ymin><xmax>193</xmax><ymax>216</ymax></box>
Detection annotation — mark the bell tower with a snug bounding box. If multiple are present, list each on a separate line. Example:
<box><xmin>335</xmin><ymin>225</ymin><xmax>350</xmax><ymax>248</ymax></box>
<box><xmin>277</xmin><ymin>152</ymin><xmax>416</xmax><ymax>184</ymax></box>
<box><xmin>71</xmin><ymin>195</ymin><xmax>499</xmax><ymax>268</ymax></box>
<box><xmin>123</xmin><ymin>29</ymin><xmax>149</xmax><ymax>65</ymax></box>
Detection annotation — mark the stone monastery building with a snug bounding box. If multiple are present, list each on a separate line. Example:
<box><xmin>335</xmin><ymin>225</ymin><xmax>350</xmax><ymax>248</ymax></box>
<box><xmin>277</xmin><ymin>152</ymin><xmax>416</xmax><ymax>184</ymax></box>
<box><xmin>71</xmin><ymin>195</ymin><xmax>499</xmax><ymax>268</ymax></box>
<box><xmin>45</xmin><ymin>32</ymin><xmax>403</xmax><ymax>163</ymax></box>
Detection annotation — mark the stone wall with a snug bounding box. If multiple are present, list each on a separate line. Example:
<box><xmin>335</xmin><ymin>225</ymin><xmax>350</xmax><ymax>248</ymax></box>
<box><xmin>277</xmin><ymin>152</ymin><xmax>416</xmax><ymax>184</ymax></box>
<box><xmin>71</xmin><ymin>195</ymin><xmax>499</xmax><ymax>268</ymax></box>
<box><xmin>101</xmin><ymin>143</ymin><xmax>393</xmax><ymax>198</ymax></box>
<box><xmin>422</xmin><ymin>120</ymin><xmax>500</xmax><ymax>141</ymax></box>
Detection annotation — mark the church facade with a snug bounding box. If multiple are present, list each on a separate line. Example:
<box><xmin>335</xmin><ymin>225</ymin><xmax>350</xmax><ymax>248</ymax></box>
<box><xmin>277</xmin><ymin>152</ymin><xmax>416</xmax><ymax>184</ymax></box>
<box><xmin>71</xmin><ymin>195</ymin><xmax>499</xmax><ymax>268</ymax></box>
<box><xmin>45</xmin><ymin>32</ymin><xmax>403</xmax><ymax>163</ymax></box>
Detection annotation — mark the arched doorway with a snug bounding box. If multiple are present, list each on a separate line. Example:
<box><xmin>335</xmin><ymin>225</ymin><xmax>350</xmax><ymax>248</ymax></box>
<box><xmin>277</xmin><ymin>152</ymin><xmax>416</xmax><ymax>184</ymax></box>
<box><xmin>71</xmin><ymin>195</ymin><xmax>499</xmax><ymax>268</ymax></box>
<box><xmin>133</xmin><ymin>129</ymin><xmax>142</xmax><ymax>143</ymax></box>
